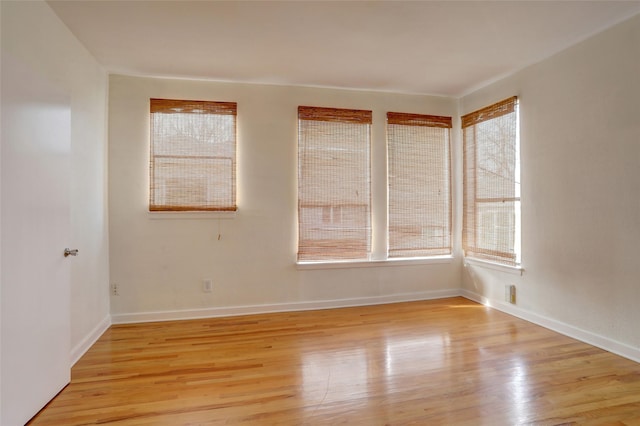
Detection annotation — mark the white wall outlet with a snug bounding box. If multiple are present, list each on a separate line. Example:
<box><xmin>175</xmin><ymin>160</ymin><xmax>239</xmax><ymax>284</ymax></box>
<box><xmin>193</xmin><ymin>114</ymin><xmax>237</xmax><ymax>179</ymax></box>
<box><xmin>111</xmin><ymin>283</ymin><xmax>119</xmax><ymax>296</ymax></box>
<box><xmin>202</xmin><ymin>279</ymin><xmax>213</xmax><ymax>293</ymax></box>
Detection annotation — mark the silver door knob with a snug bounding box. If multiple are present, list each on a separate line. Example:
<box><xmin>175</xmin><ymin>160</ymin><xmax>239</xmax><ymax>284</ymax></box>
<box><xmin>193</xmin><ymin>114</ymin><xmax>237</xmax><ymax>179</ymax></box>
<box><xmin>64</xmin><ymin>248</ymin><xmax>79</xmax><ymax>257</ymax></box>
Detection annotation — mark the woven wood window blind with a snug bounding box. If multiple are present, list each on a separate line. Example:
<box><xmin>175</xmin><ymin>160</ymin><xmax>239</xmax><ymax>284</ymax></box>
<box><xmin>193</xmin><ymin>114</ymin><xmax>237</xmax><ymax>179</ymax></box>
<box><xmin>462</xmin><ymin>96</ymin><xmax>520</xmax><ymax>265</ymax></box>
<box><xmin>149</xmin><ymin>99</ymin><xmax>237</xmax><ymax>212</ymax></box>
<box><xmin>387</xmin><ymin>112</ymin><xmax>452</xmax><ymax>257</ymax></box>
<box><xmin>297</xmin><ymin>106</ymin><xmax>372</xmax><ymax>261</ymax></box>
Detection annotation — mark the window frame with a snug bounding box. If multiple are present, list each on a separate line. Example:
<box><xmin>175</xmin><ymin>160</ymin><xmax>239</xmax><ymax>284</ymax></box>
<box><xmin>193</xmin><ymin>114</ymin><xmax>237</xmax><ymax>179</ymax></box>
<box><xmin>149</xmin><ymin>98</ymin><xmax>237</xmax><ymax>213</ymax></box>
<box><xmin>461</xmin><ymin>96</ymin><xmax>521</xmax><ymax>267</ymax></box>
<box><xmin>297</xmin><ymin>106</ymin><xmax>373</xmax><ymax>262</ymax></box>
<box><xmin>386</xmin><ymin>112</ymin><xmax>453</xmax><ymax>259</ymax></box>
<box><xmin>297</xmin><ymin>106</ymin><xmax>455</xmax><ymax>266</ymax></box>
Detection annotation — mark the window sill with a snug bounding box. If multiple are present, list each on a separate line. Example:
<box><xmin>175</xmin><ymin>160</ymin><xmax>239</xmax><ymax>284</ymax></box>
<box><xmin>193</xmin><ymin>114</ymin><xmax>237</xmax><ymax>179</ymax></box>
<box><xmin>297</xmin><ymin>255</ymin><xmax>454</xmax><ymax>270</ymax></box>
<box><xmin>463</xmin><ymin>257</ymin><xmax>524</xmax><ymax>276</ymax></box>
<box><xmin>147</xmin><ymin>210</ymin><xmax>237</xmax><ymax>220</ymax></box>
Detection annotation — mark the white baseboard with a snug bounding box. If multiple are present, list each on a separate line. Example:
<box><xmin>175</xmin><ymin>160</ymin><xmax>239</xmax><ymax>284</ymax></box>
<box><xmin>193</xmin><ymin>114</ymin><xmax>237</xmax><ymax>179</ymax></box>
<box><xmin>111</xmin><ymin>288</ymin><xmax>461</xmax><ymax>324</ymax></box>
<box><xmin>460</xmin><ymin>289</ymin><xmax>640</xmax><ymax>364</ymax></box>
<box><xmin>70</xmin><ymin>314</ymin><xmax>111</xmax><ymax>367</ymax></box>
<box><xmin>107</xmin><ymin>288</ymin><xmax>639</xmax><ymax>365</ymax></box>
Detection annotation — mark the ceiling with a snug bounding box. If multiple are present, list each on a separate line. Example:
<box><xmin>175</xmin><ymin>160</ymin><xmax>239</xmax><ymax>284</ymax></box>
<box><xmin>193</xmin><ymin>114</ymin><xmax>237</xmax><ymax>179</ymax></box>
<box><xmin>48</xmin><ymin>1</ymin><xmax>640</xmax><ymax>97</ymax></box>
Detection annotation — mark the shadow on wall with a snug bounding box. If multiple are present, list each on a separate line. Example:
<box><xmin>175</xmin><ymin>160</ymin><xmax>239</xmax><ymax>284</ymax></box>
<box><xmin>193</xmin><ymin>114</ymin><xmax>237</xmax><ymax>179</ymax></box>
<box><xmin>462</xmin><ymin>263</ymin><xmax>485</xmax><ymax>296</ymax></box>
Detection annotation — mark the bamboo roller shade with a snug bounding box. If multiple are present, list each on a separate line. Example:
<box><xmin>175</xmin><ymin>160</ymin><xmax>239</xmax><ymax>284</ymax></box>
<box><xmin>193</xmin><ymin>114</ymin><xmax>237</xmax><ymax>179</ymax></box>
<box><xmin>462</xmin><ymin>97</ymin><xmax>519</xmax><ymax>265</ymax></box>
<box><xmin>297</xmin><ymin>106</ymin><xmax>372</xmax><ymax>261</ymax></box>
<box><xmin>298</xmin><ymin>106</ymin><xmax>372</xmax><ymax>124</ymax></box>
<box><xmin>461</xmin><ymin>96</ymin><xmax>517</xmax><ymax>128</ymax></box>
<box><xmin>149</xmin><ymin>98</ymin><xmax>237</xmax><ymax>212</ymax></box>
<box><xmin>150</xmin><ymin>98</ymin><xmax>237</xmax><ymax>115</ymax></box>
<box><xmin>387</xmin><ymin>112</ymin><xmax>452</xmax><ymax>258</ymax></box>
<box><xmin>387</xmin><ymin>112</ymin><xmax>452</xmax><ymax>128</ymax></box>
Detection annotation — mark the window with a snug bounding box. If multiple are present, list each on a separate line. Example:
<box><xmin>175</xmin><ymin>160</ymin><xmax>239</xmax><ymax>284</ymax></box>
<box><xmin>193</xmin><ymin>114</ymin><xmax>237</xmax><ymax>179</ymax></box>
<box><xmin>149</xmin><ymin>98</ymin><xmax>237</xmax><ymax>212</ymax></box>
<box><xmin>462</xmin><ymin>96</ymin><xmax>520</xmax><ymax>266</ymax></box>
<box><xmin>387</xmin><ymin>112</ymin><xmax>452</xmax><ymax>257</ymax></box>
<box><xmin>297</xmin><ymin>106</ymin><xmax>372</xmax><ymax>261</ymax></box>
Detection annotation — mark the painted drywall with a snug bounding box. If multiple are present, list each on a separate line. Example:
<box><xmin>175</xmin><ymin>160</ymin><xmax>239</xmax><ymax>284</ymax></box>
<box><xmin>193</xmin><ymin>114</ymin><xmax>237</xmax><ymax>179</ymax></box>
<box><xmin>461</xmin><ymin>13</ymin><xmax>640</xmax><ymax>351</ymax></box>
<box><xmin>109</xmin><ymin>76</ymin><xmax>461</xmax><ymax>317</ymax></box>
<box><xmin>1</xmin><ymin>1</ymin><xmax>110</xmax><ymax>361</ymax></box>
<box><xmin>0</xmin><ymin>3</ymin><xmax>3</xmax><ymax>422</ymax></box>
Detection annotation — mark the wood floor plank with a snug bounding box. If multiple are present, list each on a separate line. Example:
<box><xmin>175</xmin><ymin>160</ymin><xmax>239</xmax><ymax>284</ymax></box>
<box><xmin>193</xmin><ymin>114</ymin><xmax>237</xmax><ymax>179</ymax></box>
<box><xmin>28</xmin><ymin>297</ymin><xmax>640</xmax><ymax>425</ymax></box>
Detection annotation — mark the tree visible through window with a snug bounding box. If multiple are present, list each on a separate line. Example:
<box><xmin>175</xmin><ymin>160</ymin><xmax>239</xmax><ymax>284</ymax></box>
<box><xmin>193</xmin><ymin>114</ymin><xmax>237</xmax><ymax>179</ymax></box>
<box><xmin>462</xmin><ymin>96</ymin><xmax>520</xmax><ymax>266</ymax></box>
<box><xmin>149</xmin><ymin>99</ymin><xmax>237</xmax><ymax>212</ymax></box>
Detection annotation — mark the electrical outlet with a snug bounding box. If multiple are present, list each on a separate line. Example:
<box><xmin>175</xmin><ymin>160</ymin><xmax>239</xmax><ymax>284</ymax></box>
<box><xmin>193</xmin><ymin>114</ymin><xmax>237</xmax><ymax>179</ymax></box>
<box><xmin>202</xmin><ymin>279</ymin><xmax>212</xmax><ymax>293</ymax></box>
<box><xmin>505</xmin><ymin>284</ymin><xmax>516</xmax><ymax>304</ymax></box>
<box><xmin>111</xmin><ymin>283</ymin><xmax>119</xmax><ymax>296</ymax></box>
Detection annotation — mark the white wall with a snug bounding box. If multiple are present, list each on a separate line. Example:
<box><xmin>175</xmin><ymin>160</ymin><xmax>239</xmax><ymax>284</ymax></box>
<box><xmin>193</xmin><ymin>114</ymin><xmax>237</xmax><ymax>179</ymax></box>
<box><xmin>1</xmin><ymin>1</ymin><xmax>110</xmax><ymax>362</ymax></box>
<box><xmin>461</xmin><ymin>14</ymin><xmax>640</xmax><ymax>355</ymax></box>
<box><xmin>0</xmin><ymin>2</ymin><xmax>3</xmax><ymax>420</ymax></box>
<box><xmin>109</xmin><ymin>76</ymin><xmax>461</xmax><ymax>319</ymax></box>
<box><xmin>108</xmin><ymin>6</ymin><xmax>640</xmax><ymax>361</ymax></box>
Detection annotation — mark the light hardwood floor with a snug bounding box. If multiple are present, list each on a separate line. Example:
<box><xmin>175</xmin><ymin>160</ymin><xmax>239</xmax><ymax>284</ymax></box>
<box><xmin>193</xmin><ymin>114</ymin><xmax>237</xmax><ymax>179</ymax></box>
<box><xmin>29</xmin><ymin>297</ymin><xmax>640</xmax><ymax>425</ymax></box>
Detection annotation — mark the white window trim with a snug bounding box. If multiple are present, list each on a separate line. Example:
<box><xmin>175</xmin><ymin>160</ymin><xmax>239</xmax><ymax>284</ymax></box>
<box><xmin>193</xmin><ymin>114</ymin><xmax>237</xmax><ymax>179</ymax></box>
<box><xmin>147</xmin><ymin>211</ymin><xmax>237</xmax><ymax>220</ymax></box>
<box><xmin>463</xmin><ymin>257</ymin><xmax>524</xmax><ymax>276</ymax></box>
<box><xmin>297</xmin><ymin>255</ymin><xmax>454</xmax><ymax>270</ymax></box>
